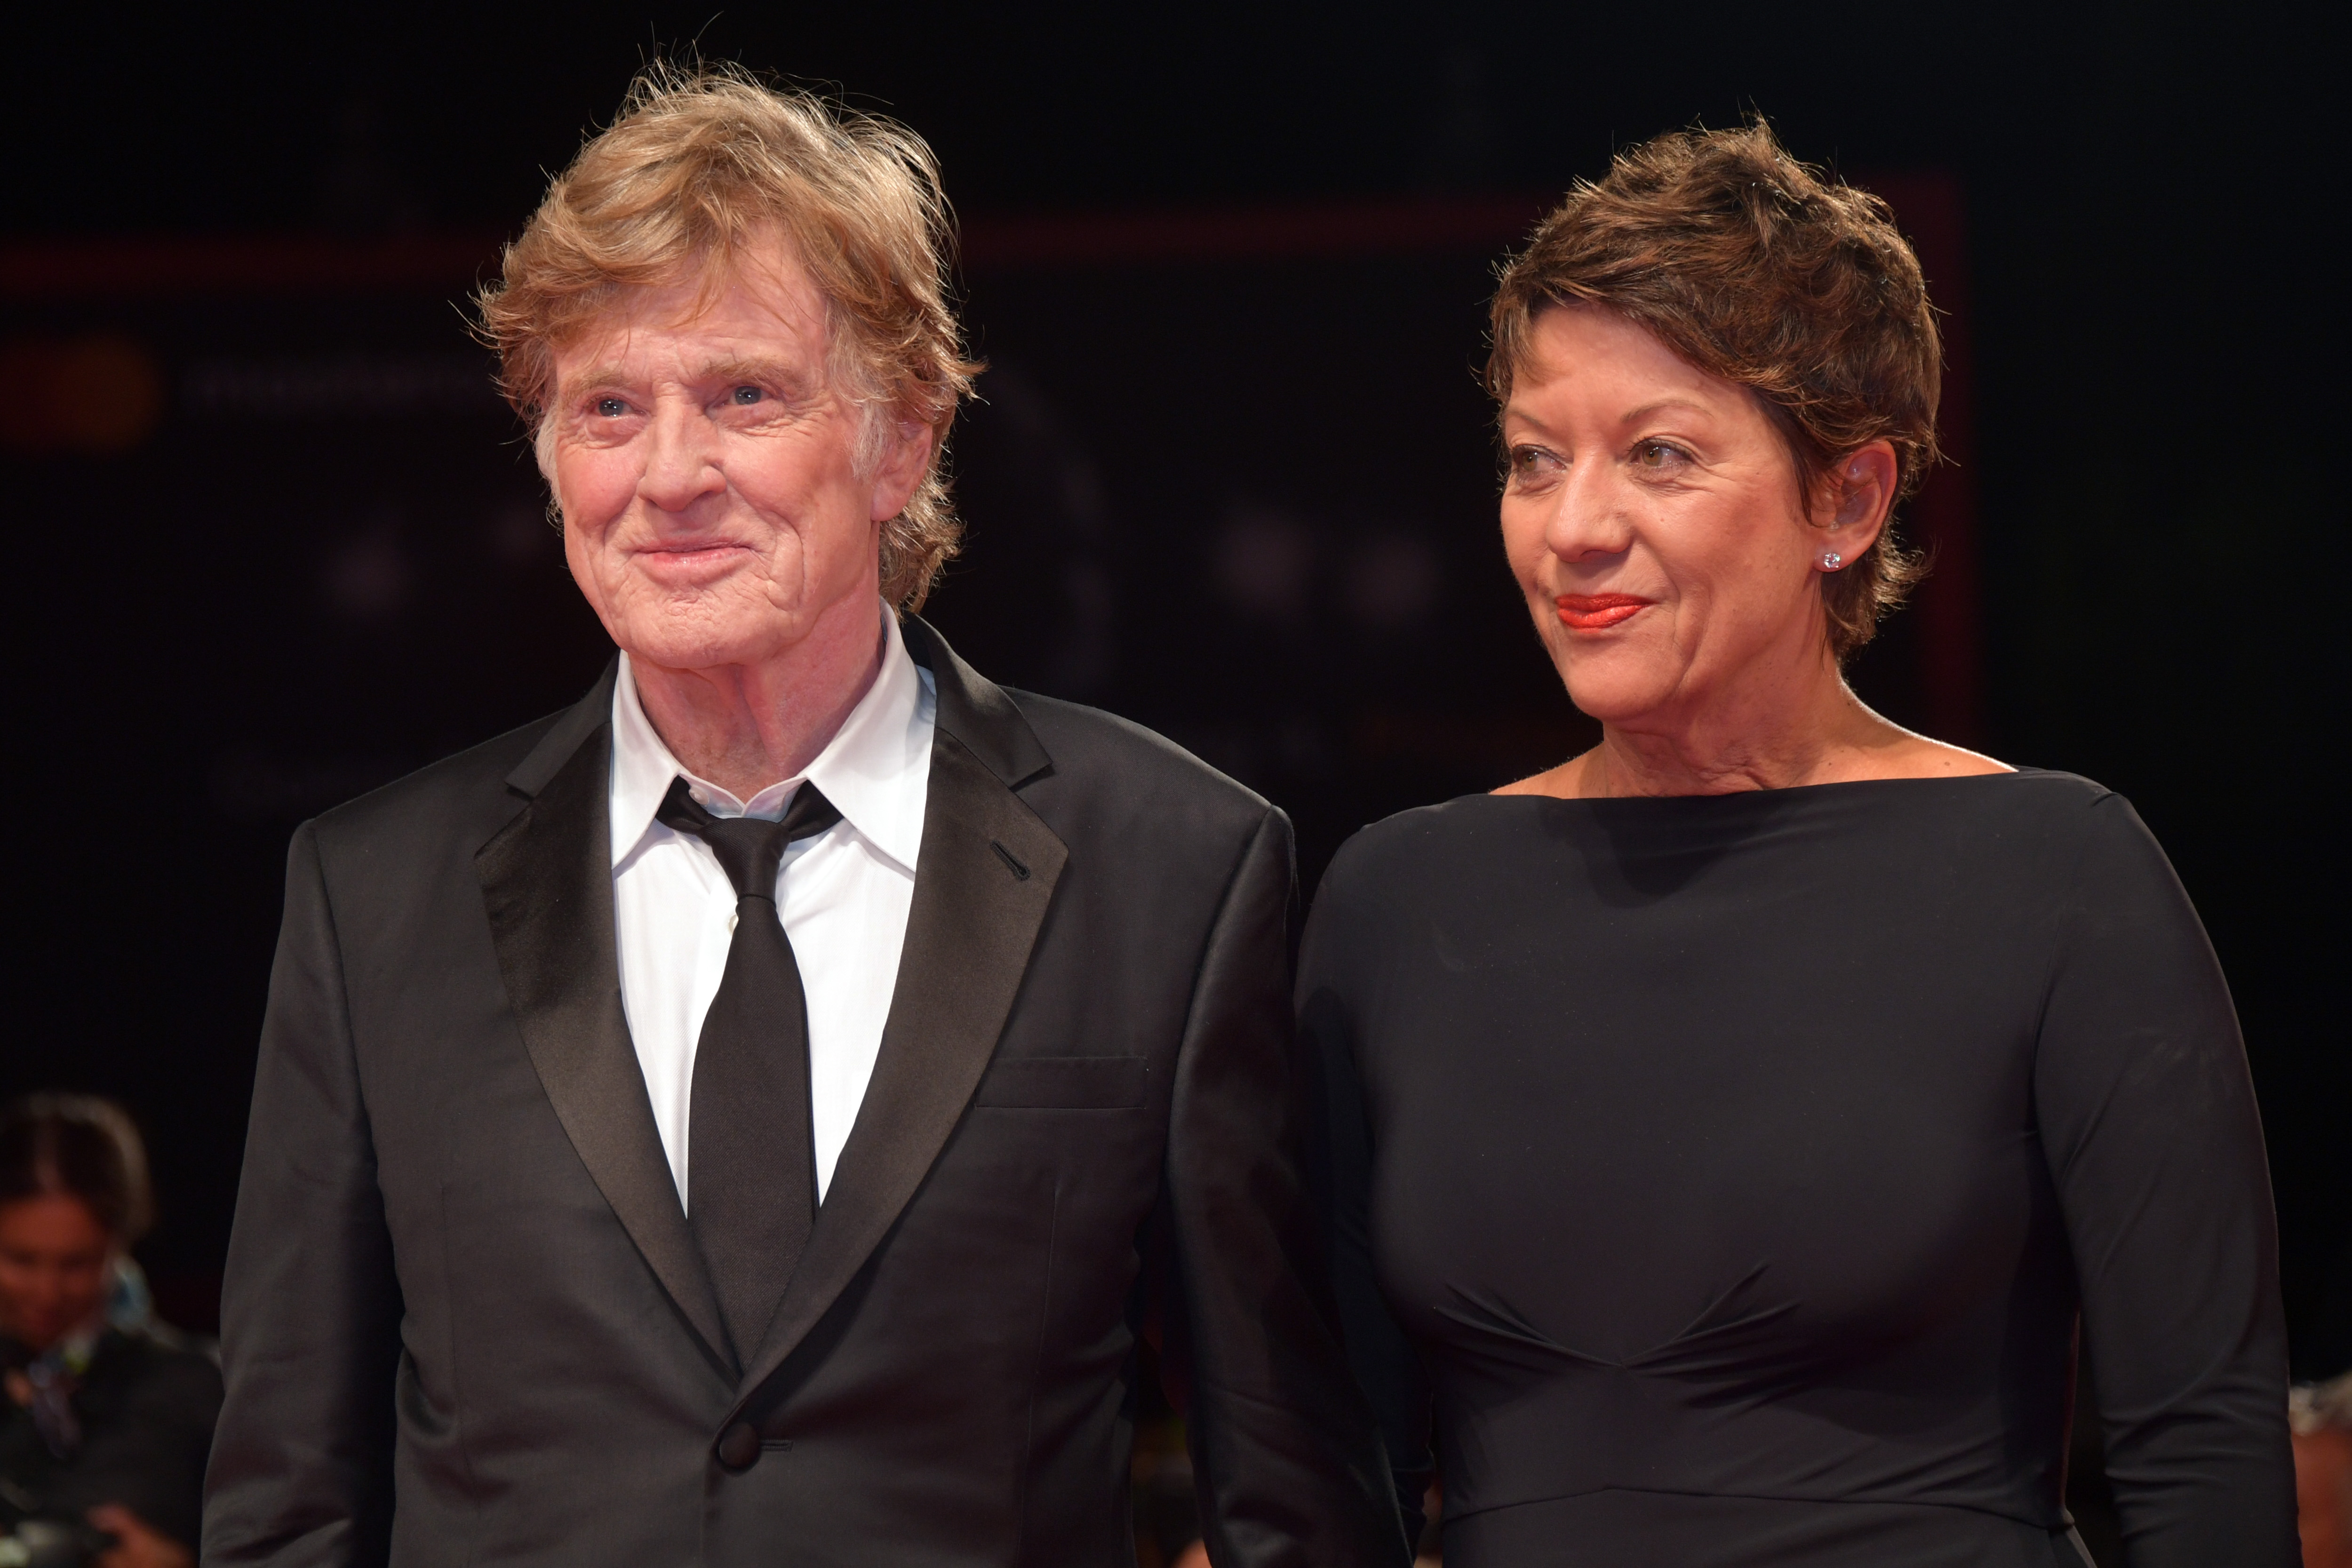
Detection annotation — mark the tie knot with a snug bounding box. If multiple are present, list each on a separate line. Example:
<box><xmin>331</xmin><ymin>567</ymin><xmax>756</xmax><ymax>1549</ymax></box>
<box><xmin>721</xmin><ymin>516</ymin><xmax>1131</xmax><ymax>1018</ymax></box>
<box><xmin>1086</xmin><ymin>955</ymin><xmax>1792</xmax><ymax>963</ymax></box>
<box><xmin>656</xmin><ymin>777</ymin><xmax>844</xmax><ymax>901</ymax></box>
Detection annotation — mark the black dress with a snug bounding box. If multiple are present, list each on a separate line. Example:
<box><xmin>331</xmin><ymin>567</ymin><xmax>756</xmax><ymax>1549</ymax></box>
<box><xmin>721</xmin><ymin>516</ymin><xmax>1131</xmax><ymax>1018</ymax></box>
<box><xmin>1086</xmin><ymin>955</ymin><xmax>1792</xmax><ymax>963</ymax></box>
<box><xmin>1299</xmin><ymin>772</ymin><xmax>2297</xmax><ymax>1567</ymax></box>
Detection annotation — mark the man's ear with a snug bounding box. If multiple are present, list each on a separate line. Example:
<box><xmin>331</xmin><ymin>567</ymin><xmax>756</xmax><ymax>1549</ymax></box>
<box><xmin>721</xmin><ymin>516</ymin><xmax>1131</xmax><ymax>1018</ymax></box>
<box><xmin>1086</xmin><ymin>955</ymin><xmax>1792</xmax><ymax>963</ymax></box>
<box><xmin>869</xmin><ymin>418</ymin><xmax>935</xmax><ymax>523</ymax></box>
<box><xmin>1815</xmin><ymin>439</ymin><xmax>1899</xmax><ymax>554</ymax></box>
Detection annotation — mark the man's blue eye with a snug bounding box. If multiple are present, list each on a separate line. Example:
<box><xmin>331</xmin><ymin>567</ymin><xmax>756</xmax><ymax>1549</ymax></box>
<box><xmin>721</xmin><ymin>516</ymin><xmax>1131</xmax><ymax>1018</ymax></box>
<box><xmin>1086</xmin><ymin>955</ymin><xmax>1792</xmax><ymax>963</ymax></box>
<box><xmin>596</xmin><ymin>398</ymin><xmax>627</xmax><ymax>417</ymax></box>
<box><xmin>731</xmin><ymin>386</ymin><xmax>763</xmax><ymax>405</ymax></box>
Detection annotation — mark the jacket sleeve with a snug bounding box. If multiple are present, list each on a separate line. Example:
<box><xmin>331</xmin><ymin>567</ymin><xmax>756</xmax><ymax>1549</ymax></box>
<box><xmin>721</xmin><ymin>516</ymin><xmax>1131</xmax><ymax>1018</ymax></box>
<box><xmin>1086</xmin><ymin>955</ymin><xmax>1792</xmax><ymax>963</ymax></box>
<box><xmin>1295</xmin><ymin>850</ymin><xmax>1433</xmax><ymax>1545</ymax></box>
<box><xmin>1157</xmin><ymin>807</ymin><xmax>1411</xmax><ymax>1568</ymax></box>
<box><xmin>2033</xmin><ymin>792</ymin><xmax>2299</xmax><ymax>1567</ymax></box>
<box><xmin>202</xmin><ymin>823</ymin><xmax>401</xmax><ymax>1568</ymax></box>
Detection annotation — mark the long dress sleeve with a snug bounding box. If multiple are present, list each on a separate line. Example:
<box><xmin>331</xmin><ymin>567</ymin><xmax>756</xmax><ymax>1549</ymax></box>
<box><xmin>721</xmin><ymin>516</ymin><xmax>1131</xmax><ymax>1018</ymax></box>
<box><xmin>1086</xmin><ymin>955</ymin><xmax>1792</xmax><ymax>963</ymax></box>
<box><xmin>1298</xmin><ymin>858</ymin><xmax>1435</xmax><ymax>1544</ymax></box>
<box><xmin>2033</xmin><ymin>790</ymin><xmax>2299</xmax><ymax>1566</ymax></box>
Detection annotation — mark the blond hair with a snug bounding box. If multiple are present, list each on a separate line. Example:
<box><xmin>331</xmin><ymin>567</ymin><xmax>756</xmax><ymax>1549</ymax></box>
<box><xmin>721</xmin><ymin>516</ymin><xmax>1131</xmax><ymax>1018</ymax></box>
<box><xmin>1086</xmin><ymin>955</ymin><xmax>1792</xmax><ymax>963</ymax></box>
<box><xmin>478</xmin><ymin>64</ymin><xmax>980</xmax><ymax>610</ymax></box>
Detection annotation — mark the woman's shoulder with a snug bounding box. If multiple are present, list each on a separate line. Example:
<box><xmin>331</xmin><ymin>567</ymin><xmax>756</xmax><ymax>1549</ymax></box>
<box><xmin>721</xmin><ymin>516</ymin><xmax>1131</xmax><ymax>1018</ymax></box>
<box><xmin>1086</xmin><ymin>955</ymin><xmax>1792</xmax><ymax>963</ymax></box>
<box><xmin>1923</xmin><ymin>764</ymin><xmax>2112</xmax><ymax>814</ymax></box>
<box><xmin>1975</xmin><ymin>769</ymin><xmax>2188</xmax><ymax>890</ymax></box>
<box><xmin>1322</xmin><ymin>794</ymin><xmax>1535</xmax><ymax>890</ymax></box>
<box><xmin>1303</xmin><ymin>798</ymin><xmax>1524</xmax><ymax>986</ymax></box>
<box><xmin>1817</xmin><ymin>768</ymin><xmax>2193</xmax><ymax>919</ymax></box>
<box><xmin>1790</xmin><ymin>765</ymin><xmax>2165</xmax><ymax>868</ymax></box>
<box><xmin>1913</xmin><ymin>767</ymin><xmax>2141</xmax><ymax>840</ymax></box>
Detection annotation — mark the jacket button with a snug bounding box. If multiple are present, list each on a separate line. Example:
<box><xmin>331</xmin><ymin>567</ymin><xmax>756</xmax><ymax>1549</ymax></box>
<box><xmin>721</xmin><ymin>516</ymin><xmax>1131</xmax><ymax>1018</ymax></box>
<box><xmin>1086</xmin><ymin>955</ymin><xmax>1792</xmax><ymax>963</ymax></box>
<box><xmin>715</xmin><ymin>1422</ymin><xmax>761</xmax><ymax>1472</ymax></box>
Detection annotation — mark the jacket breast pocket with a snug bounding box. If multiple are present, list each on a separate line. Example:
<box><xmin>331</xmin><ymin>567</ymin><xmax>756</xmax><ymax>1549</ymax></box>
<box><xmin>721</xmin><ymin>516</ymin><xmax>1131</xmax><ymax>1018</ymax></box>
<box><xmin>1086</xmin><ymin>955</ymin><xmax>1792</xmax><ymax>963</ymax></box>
<box><xmin>971</xmin><ymin>1055</ymin><xmax>1149</xmax><ymax>1109</ymax></box>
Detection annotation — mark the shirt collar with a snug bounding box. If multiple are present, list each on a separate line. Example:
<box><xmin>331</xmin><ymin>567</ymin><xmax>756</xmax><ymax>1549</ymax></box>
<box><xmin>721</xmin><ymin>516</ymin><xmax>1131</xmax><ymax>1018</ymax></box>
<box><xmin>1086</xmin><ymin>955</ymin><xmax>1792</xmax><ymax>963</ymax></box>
<box><xmin>609</xmin><ymin>603</ymin><xmax>933</xmax><ymax>876</ymax></box>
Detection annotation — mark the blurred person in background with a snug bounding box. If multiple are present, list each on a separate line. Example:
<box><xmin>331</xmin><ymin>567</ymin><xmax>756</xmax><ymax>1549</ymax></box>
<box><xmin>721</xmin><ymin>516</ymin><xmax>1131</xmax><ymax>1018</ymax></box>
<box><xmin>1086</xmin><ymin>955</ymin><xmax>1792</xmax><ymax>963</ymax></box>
<box><xmin>0</xmin><ymin>1096</ymin><xmax>220</xmax><ymax>1568</ymax></box>
<box><xmin>2294</xmin><ymin>1376</ymin><xmax>2352</xmax><ymax>1568</ymax></box>
<box><xmin>1302</xmin><ymin>122</ymin><xmax>2298</xmax><ymax>1565</ymax></box>
<box><xmin>202</xmin><ymin>64</ymin><xmax>1399</xmax><ymax>1568</ymax></box>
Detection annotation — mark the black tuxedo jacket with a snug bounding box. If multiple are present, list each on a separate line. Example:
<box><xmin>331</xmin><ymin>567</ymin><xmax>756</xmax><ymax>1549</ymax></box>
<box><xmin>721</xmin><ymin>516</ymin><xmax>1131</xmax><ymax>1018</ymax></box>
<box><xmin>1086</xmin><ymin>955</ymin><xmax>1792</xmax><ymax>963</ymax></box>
<box><xmin>202</xmin><ymin>621</ymin><xmax>1403</xmax><ymax>1568</ymax></box>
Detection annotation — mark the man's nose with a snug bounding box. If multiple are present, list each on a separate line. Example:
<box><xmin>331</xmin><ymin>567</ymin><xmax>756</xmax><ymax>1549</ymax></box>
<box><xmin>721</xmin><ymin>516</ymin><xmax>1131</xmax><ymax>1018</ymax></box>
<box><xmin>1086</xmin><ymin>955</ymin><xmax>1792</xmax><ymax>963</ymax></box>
<box><xmin>638</xmin><ymin>400</ymin><xmax>726</xmax><ymax>512</ymax></box>
<box><xmin>1545</xmin><ymin>464</ymin><xmax>1635</xmax><ymax>563</ymax></box>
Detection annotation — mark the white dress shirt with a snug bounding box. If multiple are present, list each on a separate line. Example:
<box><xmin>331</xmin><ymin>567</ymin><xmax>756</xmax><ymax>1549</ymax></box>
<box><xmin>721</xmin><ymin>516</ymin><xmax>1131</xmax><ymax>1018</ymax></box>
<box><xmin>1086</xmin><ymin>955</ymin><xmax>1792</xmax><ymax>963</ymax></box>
<box><xmin>609</xmin><ymin>605</ymin><xmax>935</xmax><ymax>1206</ymax></box>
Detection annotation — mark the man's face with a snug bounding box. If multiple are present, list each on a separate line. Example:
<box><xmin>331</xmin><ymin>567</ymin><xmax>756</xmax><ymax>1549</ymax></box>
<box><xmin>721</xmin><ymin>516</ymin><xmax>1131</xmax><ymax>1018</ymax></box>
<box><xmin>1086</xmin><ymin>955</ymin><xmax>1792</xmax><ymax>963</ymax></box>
<box><xmin>544</xmin><ymin>236</ymin><xmax>927</xmax><ymax>674</ymax></box>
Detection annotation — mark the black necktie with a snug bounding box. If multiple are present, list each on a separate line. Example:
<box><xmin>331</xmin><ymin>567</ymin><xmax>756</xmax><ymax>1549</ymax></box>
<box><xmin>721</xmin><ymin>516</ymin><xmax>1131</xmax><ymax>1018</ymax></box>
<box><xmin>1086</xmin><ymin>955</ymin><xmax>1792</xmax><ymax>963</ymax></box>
<box><xmin>656</xmin><ymin>775</ymin><xmax>843</xmax><ymax>1364</ymax></box>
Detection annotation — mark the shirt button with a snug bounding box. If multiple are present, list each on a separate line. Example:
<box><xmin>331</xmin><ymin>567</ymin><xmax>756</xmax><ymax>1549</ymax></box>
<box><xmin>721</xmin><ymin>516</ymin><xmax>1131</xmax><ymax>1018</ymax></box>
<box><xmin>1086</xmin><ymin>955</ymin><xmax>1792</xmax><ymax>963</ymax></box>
<box><xmin>714</xmin><ymin>1421</ymin><xmax>761</xmax><ymax>1472</ymax></box>
<box><xmin>728</xmin><ymin>912</ymin><xmax>739</xmax><ymax>933</ymax></box>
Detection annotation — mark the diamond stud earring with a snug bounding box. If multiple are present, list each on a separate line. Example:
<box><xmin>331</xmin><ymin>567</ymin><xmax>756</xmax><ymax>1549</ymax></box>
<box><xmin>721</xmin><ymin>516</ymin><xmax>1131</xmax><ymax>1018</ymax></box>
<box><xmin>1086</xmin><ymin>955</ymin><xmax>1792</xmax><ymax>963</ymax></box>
<box><xmin>1819</xmin><ymin>551</ymin><xmax>1844</xmax><ymax>571</ymax></box>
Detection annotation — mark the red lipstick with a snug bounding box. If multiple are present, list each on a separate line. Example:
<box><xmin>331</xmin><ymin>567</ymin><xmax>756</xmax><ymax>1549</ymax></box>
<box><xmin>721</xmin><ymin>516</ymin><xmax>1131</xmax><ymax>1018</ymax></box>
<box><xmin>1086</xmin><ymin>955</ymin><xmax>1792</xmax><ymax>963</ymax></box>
<box><xmin>1555</xmin><ymin>593</ymin><xmax>1652</xmax><ymax>630</ymax></box>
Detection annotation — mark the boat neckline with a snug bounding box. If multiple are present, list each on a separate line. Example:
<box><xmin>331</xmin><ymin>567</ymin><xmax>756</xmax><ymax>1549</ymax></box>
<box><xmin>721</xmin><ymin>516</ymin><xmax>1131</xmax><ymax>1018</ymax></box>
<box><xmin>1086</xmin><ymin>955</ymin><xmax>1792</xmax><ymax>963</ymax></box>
<box><xmin>1478</xmin><ymin>765</ymin><xmax>2050</xmax><ymax>807</ymax></box>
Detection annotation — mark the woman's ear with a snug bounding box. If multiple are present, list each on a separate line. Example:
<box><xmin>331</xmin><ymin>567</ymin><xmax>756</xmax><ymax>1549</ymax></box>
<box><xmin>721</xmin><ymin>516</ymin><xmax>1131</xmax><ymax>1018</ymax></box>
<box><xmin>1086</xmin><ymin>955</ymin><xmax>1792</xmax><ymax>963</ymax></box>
<box><xmin>1817</xmin><ymin>439</ymin><xmax>1899</xmax><ymax>554</ymax></box>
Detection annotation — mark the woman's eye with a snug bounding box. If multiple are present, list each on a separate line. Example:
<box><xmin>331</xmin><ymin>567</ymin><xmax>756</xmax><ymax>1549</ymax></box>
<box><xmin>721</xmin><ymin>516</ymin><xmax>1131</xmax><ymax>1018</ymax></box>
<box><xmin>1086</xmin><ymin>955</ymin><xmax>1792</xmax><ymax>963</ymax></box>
<box><xmin>595</xmin><ymin>397</ymin><xmax>628</xmax><ymax>418</ymax></box>
<box><xmin>1633</xmin><ymin>441</ymin><xmax>1686</xmax><ymax>469</ymax></box>
<box><xmin>730</xmin><ymin>386</ymin><xmax>764</xmax><ymax>406</ymax></box>
<box><xmin>1506</xmin><ymin>446</ymin><xmax>1565</xmax><ymax>492</ymax></box>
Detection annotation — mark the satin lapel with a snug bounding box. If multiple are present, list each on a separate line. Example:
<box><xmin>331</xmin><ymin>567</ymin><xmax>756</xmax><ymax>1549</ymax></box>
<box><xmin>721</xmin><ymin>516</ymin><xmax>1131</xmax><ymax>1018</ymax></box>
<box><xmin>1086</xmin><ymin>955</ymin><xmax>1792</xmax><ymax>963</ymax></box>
<box><xmin>475</xmin><ymin>705</ymin><xmax>732</xmax><ymax>1373</ymax></box>
<box><xmin>731</xmin><ymin>725</ymin><xmax>1068</xmax><ymax>1402</ymax></box>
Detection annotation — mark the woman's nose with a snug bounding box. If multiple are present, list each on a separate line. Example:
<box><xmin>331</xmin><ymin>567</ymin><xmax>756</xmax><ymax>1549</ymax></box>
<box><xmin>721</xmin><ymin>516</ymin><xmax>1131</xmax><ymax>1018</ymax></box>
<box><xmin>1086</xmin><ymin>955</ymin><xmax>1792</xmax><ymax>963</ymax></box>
<box><xmin>1544</xmin><ymin>466</ymin><xmax>1634</xmax><ymax>562</ymax></box>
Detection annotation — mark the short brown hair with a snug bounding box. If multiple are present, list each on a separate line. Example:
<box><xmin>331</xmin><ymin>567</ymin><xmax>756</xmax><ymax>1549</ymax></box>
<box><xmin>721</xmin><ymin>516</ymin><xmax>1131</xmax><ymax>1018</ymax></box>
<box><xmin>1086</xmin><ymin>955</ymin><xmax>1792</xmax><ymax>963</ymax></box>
<box><xmin>0</xmin><ymin>1093</ymin><xmax>153</xmax><ymax>1243</ymax></box>
<box><xmin>478</xmin><ymin>64</ymin><xmax>981</xmax><ymax>611</ymax></box>
<box><xmin>1489</xmin><ymin>119</ymin><xmax>1941</xmax><ymax>658</ymax></box>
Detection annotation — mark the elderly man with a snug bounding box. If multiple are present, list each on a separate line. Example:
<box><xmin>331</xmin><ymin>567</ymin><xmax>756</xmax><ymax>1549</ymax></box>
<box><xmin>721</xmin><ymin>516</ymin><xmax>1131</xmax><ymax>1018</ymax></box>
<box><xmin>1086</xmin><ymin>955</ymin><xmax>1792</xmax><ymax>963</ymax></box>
<box><xmin>201</xmin><ymin>68</ymin><xmax>1402</xmax><ymax>1568</ymax></box>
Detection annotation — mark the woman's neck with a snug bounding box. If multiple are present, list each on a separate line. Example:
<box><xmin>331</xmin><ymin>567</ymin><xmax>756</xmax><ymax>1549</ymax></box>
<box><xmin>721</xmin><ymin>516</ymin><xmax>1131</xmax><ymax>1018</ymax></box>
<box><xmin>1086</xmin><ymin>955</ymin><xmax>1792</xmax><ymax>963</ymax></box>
<box><xmin>1506</xmin><ymin>649</ymin><xmax>2005</xmax><ymax>801</ymax></box>
<box><xmin>1580</xmin><ymin>672</ymin><xmax>1890</xmax><ymax>797</ymax></box>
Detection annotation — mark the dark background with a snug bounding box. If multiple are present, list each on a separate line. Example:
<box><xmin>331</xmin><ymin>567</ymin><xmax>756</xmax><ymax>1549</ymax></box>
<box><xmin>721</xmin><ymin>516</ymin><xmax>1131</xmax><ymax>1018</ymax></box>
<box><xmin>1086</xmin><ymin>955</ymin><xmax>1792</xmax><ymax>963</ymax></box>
<box><xmin>3</xmin><ymin>0</ymin><xmax>2342</xmax><ymax>1427</ymax></box>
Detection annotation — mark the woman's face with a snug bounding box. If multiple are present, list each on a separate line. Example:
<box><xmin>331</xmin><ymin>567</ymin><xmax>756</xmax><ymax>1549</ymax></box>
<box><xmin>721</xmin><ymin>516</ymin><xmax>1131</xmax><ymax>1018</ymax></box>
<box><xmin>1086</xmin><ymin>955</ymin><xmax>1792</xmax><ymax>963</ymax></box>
<box><xmin>0</xmin><ymin>1194</ymin><xmax>114</xmax><ymax>1352</ymax></box>
<box><xmin>1499</xmin><ymin>305</ymin><xmax>1882</xmax><ymax>729</ymax></box>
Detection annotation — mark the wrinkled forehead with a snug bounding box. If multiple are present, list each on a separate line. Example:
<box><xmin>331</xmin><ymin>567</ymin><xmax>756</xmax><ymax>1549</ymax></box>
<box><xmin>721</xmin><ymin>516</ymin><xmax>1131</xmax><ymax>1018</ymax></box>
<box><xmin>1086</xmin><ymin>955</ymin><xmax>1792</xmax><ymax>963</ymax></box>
<box><xmin>554</xmin><ymin>229</ymin><xmax>837</xmax><ymax>374</ymax></box>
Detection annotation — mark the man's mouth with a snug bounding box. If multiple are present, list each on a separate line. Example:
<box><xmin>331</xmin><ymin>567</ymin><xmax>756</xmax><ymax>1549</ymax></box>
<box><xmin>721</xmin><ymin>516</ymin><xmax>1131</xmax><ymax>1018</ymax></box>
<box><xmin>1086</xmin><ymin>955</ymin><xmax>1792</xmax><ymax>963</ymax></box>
<box><xmin>642</xmin><ymin>541</ymin><xmax>744</xmax><ymax>557</ymax></box>
<box><xmin>1554</xmin><ymin>594</ymin><xmax>1653</xmax><ymax>631</ymax></box>
<box><xmin>635</xmin><ymin>541</ymin><xmax>754</xmax><ymax>577</ymax></box>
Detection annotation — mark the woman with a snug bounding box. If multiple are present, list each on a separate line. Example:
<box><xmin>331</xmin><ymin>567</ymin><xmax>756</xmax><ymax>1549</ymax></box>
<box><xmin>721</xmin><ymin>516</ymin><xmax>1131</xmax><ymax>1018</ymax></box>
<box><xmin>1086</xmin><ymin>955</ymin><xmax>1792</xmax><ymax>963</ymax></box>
<box><xmin>0</xmin><ymin>1096</ymin><xmax>220</xmax><ymax>1568</ymax></box>
<box><xmin>1301</xmin><ymin>122</ymin><xmax>2298</xmax><ymax>1566</ymax></box>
